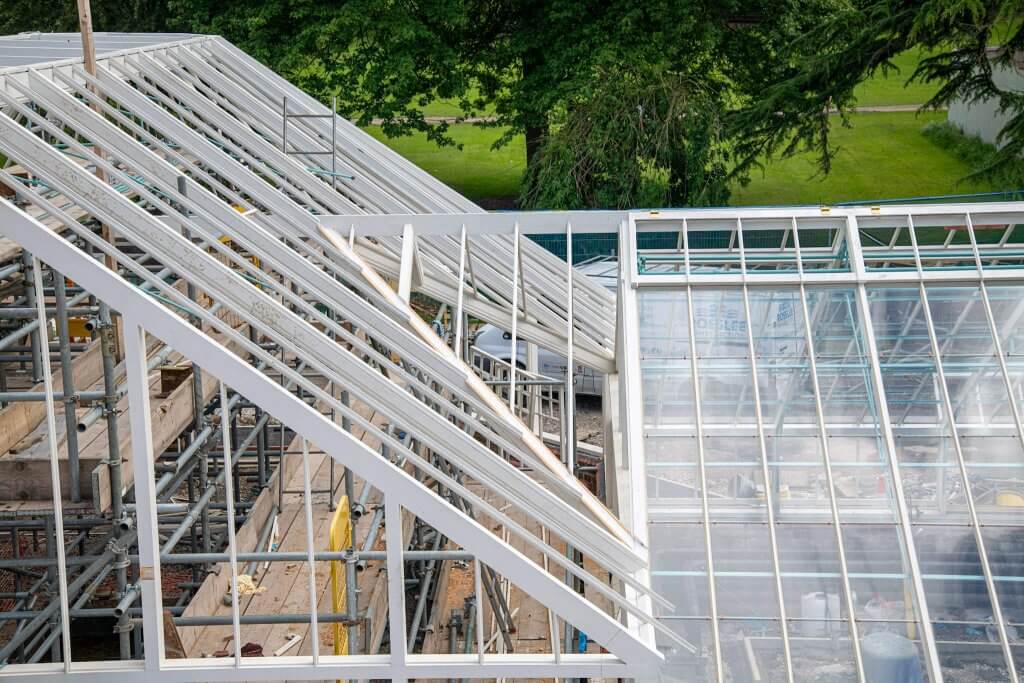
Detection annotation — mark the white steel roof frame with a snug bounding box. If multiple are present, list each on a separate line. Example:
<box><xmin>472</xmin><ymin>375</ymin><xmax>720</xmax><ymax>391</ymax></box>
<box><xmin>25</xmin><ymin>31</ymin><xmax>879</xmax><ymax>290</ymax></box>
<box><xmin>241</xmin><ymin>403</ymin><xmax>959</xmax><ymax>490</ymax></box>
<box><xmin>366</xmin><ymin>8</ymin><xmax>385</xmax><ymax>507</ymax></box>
<box><xmin>2</xmin><ymin>33</ymin><xmax>611</xmax><ymax>368</ymax></box>
<box><xmin>93</xmin><ymin>37</ymin><xmax>616</xmax><ymax>369</ymax></box>
<box><xmin>0</xmin><ymin>92</ymin><xmax>659</xmax><ymax>592</ymax></box>
<box><xmin>9</xmin><ymin>60</ymin><xmax>653</xmax><ymax>569</ymax></box>
<box><xmin>182</xmin><ymin>37</ymin><xmax>616</xmax><ymax>362</ymax></box>
<box><xmin>0</xmin><ymin>198</ymin><xmax>663</xmax><ymax>681</ymax></box>
<box><xmin>10</xmin><ymin>67</ymin><xmax>594</xmax><ymax>514</ymax></box>
<box><xmin>0</xmin><ymin>38</ymin><xmax>704</xmax><ymax>671</ymax></box>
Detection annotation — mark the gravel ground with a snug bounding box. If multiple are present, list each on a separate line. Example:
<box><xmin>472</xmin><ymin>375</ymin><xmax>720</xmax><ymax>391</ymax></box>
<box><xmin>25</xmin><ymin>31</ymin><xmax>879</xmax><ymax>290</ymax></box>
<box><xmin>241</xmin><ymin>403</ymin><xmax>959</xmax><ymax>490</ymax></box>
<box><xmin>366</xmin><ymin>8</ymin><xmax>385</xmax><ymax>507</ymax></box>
<box><xmin>574</xmin><ymin>395</ymin><xmax>604</xmax><ymax>448</ymax></box>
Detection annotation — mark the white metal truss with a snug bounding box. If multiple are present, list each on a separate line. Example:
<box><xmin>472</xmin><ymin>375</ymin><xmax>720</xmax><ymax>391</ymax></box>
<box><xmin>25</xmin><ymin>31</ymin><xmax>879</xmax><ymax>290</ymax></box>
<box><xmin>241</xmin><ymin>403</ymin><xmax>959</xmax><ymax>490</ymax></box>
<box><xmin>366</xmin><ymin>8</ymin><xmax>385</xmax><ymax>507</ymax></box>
<box><xmin>0</xmin><ymin>196</ymin><xmax>663</xmax><ymax>679</ymax></box>
<box><xmin>2</xmin><ymin>34</ymin><xmax>615</xmax><ymax>368</ymax></box>
<box><xmin>0</xmin><ymin>33</ymin><xmax>673</xmax><ymax>681</ymax></box>
<box><xmin>4</xmin><ymin>30</ymin><xmax>1024</xmax><ymax>683</ymax></box>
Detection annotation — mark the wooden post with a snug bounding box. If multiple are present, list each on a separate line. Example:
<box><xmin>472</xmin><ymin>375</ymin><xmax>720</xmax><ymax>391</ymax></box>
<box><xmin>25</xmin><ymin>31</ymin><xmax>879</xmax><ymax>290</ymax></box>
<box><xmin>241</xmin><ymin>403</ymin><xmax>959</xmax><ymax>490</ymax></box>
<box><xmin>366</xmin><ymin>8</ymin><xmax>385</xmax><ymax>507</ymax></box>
<box><xmin>76</xmin><ymin>0</ymin><xmax>98</xmax><ymax>75</ymax></box>
<box><xmin>76</xmin><ymin>0</ymin><xmax>124</xmax><ymax>359</ymax></box>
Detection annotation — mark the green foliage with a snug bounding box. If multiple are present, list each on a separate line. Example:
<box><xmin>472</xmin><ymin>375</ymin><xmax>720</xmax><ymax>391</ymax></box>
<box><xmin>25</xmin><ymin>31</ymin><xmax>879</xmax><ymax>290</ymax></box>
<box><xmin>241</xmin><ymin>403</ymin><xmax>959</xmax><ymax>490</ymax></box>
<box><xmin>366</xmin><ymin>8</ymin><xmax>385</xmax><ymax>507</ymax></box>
<box><xmin>852</xmin><ymin>49</ymin><xmax>942</xmax><ymax>106</ymax></box>
<box><xmin>730</xmin><ymin>0</ymin><xmax>1024</xmax><ymax>178</ymax></box>
<box><xmin>0</xmin><ymin>0</ymin><xmax>170</xmax><ymax>35</ymax></box>
<box><xmin>520</xmin><ymin>64</ymin><xmax>732</xmax><ymax>209</ymax></box>
<box><xmin>730</xmin><ymin>112</ymin><xmax>997</xmax><ymax>206</ymax></box>
<box><xmin>922</xmin><ymin>121</ymin><xmax>1024</xmax><ymax>189</ymax></box>
<box><xmin>168</xmin><ymin>0</ymin><xmax>837</xmax><ymax>207</ymax></box>
<box><xmin>362</xmin><ymin>125</ymin><xmax>524</xmax><ymax>201</ymax></box>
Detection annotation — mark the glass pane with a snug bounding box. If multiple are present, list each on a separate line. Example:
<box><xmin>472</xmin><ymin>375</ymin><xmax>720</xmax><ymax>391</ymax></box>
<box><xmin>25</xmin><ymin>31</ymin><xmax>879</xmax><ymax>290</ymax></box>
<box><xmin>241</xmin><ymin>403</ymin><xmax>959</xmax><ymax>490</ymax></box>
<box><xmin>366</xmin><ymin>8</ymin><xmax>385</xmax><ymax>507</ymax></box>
<box><xmin>869</xmin><ymin>285</ymin><xmax>1020</xmax><ymax>678</ymax></box>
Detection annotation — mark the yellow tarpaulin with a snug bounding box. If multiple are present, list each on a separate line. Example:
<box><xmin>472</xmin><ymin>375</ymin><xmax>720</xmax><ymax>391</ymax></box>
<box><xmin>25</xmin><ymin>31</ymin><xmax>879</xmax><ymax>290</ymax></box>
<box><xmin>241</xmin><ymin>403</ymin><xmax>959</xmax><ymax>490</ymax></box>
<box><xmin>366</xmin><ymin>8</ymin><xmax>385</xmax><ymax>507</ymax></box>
<box><xmin>329</xmin><ymin>495</ymin><xmax>352</xmax><ymax>656</ymax></box>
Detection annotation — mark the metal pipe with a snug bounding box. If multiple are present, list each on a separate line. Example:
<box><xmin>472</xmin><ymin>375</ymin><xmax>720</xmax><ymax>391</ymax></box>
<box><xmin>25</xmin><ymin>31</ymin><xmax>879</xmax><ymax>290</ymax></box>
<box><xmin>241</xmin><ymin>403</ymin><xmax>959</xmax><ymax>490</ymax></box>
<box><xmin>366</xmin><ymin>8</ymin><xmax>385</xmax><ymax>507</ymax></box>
<box><xmin>160</xmin><ymin>411</ymin><xmax>270</xmax><ymax>554</ymax></box>
<box><xmin>26</xmin><ymin>561</ymin><xmax>117</xmax><ymax>665</ymax></box>
<box><xmin>153</xmin><ymin>384</ymin><xmax>250</xmax><ymax>499</ymax></box>
<box><xmin>346</xmin><ymin>548</ymin><xmax>359</xmax><ymax>654</ymax></box>
<box><xmin>75</xmin><ymin>341</ymin><xmax>178</xmax><ymax>433</ymax></box>
<box><xmin>20</xmin><ymin>251</ymin><xmax>42</xmax><ymax>383</ymax></box>
<box><xmin>462</xmin><ymin>596</ymin><xmax>477</xmax><ymax>674</ymax></box>
<box><xmin>173</xmin><ymin>612</ymin><xmax>358</xmax><ymax>626</ymax></box>
<box><xmin>242</xmin><ymin>503</ymin><xmax>278</xmax><ymax>577</ymax></box>
<box><xmin>0</xmin><ymin>390</ymin><xmax>106</xmax><ymax>402</ymax></box>
<box><xmin>0</xmin><ymin>353</ymin><xmax>93</xmax><ymax>363</ymax></box>
<box><xmin>0</xmin><ymin>261</ymin><xmax>22</xmax><ymax>280</ymax></box>
<box><xmin>407</xmin><ymin>530</ymin><xmax>444</xmax><ymax>651</ymax></box>
<box><xmin>92</xmin><ymin>297</ymin><xmax>129</xmax><ymax>660</ymax></box>
<box><xmin>0</xmin><ymin>529</ymin><xmax>138</xmax><ymax>664</ymax></box>
<box><xmin>0</xmin><ymin>306</ymin><xmax>96</xmax><ymax>318</ymax></box>
<box><xmin>161</xmin><ymin>550</ymin><xmax>474</xmax><ymax>564</ymax></box>
<box><xmin>0</xmin><ymin>289</ymin><xmax>90</xmax><ymax>353</ymax></box>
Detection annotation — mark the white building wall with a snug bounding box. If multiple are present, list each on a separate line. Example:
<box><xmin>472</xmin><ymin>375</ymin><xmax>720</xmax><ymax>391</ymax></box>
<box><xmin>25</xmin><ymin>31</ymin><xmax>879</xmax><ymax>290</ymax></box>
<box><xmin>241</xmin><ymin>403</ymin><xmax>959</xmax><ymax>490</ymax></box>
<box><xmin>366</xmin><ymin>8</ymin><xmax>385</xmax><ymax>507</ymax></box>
<box><xmin>947</xmin><ymin>57</ymin><xmax>1024</xmax><ymax>147</ymax></box>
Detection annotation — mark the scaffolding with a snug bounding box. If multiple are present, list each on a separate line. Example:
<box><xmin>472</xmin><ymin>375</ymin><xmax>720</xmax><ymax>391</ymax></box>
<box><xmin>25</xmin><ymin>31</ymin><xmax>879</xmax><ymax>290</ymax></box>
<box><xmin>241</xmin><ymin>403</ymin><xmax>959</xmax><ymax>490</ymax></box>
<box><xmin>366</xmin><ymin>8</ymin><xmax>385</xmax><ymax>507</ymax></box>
<box><xmin>0</xmin><ymin>31</ymin><xmax>661</xmax><ymax>683</ymax></box>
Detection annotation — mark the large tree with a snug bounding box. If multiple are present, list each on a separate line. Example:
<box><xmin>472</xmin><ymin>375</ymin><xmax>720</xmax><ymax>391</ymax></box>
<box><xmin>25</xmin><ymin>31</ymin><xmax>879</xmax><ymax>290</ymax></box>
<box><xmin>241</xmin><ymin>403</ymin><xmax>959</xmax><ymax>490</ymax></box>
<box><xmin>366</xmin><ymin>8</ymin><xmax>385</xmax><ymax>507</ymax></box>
<box><xmin>168</xmin><ymin>1</ymin><xmax>829</xmax><ymax>176</ymax></box>
<box><xmin>520</xmin><ymin>62</ymin><xmax>733</xmax><ymax>209</ymax></box>
<box><xmin>731</xmin><ymin>1</ymin><xmax>1024</xmax><ymax>178</ymax></box>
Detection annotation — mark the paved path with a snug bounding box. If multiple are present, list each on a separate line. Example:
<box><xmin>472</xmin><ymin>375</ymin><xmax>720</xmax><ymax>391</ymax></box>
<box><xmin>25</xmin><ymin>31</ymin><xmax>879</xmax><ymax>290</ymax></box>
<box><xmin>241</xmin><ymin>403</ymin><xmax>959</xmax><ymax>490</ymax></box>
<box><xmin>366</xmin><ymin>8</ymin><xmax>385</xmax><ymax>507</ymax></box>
<box><xmin>366</xmin><ymin>104</ymin><xmax>942</xmax><ymax>126</ymax></box>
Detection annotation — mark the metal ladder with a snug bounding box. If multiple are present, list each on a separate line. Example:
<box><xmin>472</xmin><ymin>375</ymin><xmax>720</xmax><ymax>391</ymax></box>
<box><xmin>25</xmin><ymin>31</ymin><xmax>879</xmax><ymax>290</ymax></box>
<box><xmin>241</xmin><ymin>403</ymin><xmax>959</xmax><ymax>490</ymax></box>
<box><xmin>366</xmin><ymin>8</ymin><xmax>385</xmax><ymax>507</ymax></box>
<box><xmin>281</xmin><ymin>95</ymin><xmax>349</xmax><ymax>190</ymax></box>
<box><xmin>280</xmin><ymin>94</ymin><xmax>341</xmax><ymax>508</ymax></box>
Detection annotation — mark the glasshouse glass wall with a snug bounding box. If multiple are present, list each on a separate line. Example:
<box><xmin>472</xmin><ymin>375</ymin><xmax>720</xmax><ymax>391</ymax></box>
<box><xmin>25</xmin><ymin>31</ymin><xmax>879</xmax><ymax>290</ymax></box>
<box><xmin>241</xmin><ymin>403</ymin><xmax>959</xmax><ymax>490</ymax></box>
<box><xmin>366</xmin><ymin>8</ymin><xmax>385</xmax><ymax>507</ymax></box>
<box><xmin>639</xmin><ymin>281</ymin><xmax>1024</xmax><ymax>682</ymax></box>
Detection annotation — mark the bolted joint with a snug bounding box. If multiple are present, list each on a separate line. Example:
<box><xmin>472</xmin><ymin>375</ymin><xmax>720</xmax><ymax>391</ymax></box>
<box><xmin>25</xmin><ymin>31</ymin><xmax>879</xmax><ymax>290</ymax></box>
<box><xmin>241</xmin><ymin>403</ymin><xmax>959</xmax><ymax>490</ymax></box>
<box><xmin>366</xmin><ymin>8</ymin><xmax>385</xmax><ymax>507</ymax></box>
<box><xmin>112</xmin><ymin>619</ymin><xmax>134</xmax><ymax>634</ymax></box>
<box><xmin>98</xmin><ymin>321</ymin><xmax>117</xmax><ymax>357</ymax></box>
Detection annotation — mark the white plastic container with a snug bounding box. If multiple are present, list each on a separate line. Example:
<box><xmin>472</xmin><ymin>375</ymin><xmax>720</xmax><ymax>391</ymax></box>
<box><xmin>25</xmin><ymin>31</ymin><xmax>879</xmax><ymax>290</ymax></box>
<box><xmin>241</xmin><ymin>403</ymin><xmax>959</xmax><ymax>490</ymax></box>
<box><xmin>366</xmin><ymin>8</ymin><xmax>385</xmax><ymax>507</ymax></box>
<box><xmin>801</xmin><ymin>592</ymin><xmax>841</xmax><ymax>636</ymax></box>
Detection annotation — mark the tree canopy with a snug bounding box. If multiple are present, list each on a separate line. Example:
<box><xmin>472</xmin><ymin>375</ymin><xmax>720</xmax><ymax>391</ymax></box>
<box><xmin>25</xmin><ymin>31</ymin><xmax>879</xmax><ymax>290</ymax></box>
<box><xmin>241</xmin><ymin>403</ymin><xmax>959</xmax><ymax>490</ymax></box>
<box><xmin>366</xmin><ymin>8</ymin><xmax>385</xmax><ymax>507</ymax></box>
<box><xmin>3</xmin><ymin>0</ymin><xmax>1020</xmax><ymax>208</ymax></box>
<box><xmin>0</xmin><ymin>0</ymin><xmax>169</xmax><ymax>35</ymax></box>
<box><xmin>731</xmin><ymin>1</ymin><xmax>1024</xmax><ymax>178</ymax></box>
<box><xmin>166</xmin><ymin>0</ymin><xmax>839</xmax><ymax>207</ymax></box>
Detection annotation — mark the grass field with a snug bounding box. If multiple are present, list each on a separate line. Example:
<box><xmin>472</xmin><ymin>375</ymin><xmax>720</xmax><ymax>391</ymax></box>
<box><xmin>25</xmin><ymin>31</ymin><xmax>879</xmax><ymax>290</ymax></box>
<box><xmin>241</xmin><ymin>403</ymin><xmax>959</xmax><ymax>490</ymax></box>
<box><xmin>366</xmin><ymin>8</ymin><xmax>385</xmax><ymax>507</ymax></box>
<box><xmin>729</xmin><ymin>111</ymin><xmax>994</xmax><ymax>206</ymax></box>
<box><xmin>365</xmin><ymin>49</ymin><xmax>999</xmax><ymax>206</ymax></box>
<box><xmin>364</xmin><ymin>124</ymin><xmax>524</xmax><ymax>200</ymax></box>
<box><xmin>852</xmin><ymin>48</ymin><xmax>940</xmax><ymax>107</ymax></box>
<box><xmin>366</xmin><ymin>111</ymin><xmax>995</xmax><ymax>206</ymax></box>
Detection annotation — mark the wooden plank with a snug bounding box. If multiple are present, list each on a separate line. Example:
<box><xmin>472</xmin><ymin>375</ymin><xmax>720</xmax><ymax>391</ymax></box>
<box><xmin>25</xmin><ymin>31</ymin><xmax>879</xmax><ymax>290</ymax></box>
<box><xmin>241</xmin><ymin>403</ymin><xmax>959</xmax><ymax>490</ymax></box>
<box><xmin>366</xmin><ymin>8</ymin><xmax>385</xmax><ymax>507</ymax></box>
<box><xmin>0</xmin><ymin>339</ymin><xmax>103</xmax><ymax>457</ymax></box>
<box><xmin>0</xmin><ymin>338</ymin><xmax>161</xmax><ymax>501</ymax></box>
<box><xmin>89</xmin><ymin>325</ymin><xmax>247</xmax><ymax>513</ymax></box>
<box><xmin>175</xmin><ymin>446</ymin><xmax>301</xmax><ymax>654</ymax></box>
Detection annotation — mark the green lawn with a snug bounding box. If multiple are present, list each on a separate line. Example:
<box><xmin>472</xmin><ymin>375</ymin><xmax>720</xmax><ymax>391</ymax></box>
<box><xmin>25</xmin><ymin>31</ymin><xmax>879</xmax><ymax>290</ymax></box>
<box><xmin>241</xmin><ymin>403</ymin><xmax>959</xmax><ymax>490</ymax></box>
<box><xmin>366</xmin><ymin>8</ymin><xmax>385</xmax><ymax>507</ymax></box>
<box><xmin>418</xmin><ymin>86</ymin><xmax>495</xmax><ymax>118</ymax></box>
<box><xmin>366</xmin><ymin>111</ymin><xmax>993</xmax><ymax>206</ymax></box>
<box><xmin>366</xmin><ymin>50</ymin><xmax>991</xmax><ymax>207</ymax></box>
<box><xmin>852</xmin><ymin>48</ymin><xmax>940</xmax><ymax>107</ymax></box>
<box><xmin>730</xmin><ymin>111</ymin><xmax>993</xmax><ymax>206</ymax></box>
<box><xmin>364</xmin><ymin>124</ymin><xmax>524</xmax><ymax>200</ymax></box>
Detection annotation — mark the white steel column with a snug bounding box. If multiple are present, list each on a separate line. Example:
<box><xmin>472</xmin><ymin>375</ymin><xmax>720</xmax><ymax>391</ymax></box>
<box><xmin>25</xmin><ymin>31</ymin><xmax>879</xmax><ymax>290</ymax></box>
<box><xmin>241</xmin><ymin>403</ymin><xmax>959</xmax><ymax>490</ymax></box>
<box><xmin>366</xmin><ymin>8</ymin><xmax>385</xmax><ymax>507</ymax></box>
<box><xmin>846</xmin><ymin>215</ymin><xmax>944</xmax><ymax>682</ymax></box>
<box><xmin>680</xmin><ymin>220</ymin><xmax>724</xmax><ymax>681</ymax></box>
<box><xmin>398</xmin><ymin>223</ymin><xmax>420</xmax><ymax>303</ymax></box>
<box><xmin>218</xmin><ymin>382</ymin><xmax>243</xmax><ymax>664</ymax></box>
<box><xmin>565</xmin><ymin>221</ymin><xmax>576</xmax><ymax>472</ymax></box>
<box><xmin>122</xmin><ymin>320</ymin><xmax>165</xmax><ymax>670</ymax></box>
<box><xmin>474</xmin><ymin>558</ymin><xmax>486</xmax><ymax>663</ymax></box>
<box><xmin>454</xmin><ymin>224</ymin><xmax>467</xmax><ymax>358</ymax></box>
<box><xmin>386</xmin><ymin>497</ymin><xmax>408</xmax><ymax>680</ymax></box>
<box><xmin>300</xmin><ymin>438</ymin><xmax>321</xmax><ymax>663</ymax></box>
<box><xmin>789</xmin><ymin>220</ymin><xmax>865</xmax><ymax>682</ymax></box>
<box><xmin>509</xmin><ymin>222</ymin><xmax>520</xmax><ymax>408</ymax></box>
<box><xmin>615</xmin><ymin>217</ymin><xmax>661</xmax><ymax>655</ymax></box>
<box><xmin>31</xmin><ymin>258</ymin><xmax>73</xmax><ymax>671</ymax></box>
<box><xmin>906</xmin><ymin>216</ymin><xmax>1017</xmax><ymax>680</ymax></box>
<box><xmin>735</xmin><ymin>219</ymin><xmax>793</xmax><ymax>683</ymax></box>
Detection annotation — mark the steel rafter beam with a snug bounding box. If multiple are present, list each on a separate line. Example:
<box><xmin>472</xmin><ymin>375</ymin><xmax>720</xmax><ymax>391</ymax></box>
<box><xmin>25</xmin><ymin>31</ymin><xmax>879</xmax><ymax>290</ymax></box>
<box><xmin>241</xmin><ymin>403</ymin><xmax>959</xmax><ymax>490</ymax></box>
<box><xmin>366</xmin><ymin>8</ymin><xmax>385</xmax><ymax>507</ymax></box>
<box><xmin>0</xmin><ymin>197</ymin><xmax>665</xmax><ymax>677</ymax></box>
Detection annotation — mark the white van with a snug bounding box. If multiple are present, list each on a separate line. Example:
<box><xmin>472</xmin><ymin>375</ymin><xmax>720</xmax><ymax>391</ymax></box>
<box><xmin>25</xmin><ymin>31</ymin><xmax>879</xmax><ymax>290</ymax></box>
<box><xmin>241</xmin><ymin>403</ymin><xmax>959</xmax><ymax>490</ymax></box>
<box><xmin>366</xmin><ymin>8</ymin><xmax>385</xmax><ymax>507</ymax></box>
<box><xmin>470</xmin><ymin>257</ymin><xmax>617</xmax><ymax>396</ymax></box>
